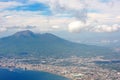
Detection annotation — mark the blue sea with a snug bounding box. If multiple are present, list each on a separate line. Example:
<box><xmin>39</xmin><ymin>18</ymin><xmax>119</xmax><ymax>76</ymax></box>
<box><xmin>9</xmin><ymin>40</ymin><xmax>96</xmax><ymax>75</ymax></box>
<box><xmin>0</xmin><ymin>68</ymin><xmax>69</xmax><ymax>80</ymax></box>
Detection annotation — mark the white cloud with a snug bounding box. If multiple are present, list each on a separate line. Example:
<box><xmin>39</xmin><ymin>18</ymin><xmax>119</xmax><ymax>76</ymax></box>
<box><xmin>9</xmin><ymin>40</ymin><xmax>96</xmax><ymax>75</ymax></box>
<box><xmin>0</xmin><ymin>10</ymin><xmax>75</xmax><ymax>32</ymax></box>
<box><xmin>0</xmin><ymin>0</ymin><xmax>120</xmax><ymax>34</ymax></box>
<box><xmin>0</xmin><ymin>1</ymin><xmax>23</xmax><ymax>10</ymax></box>
<box><xmin>86</xmin><ymin>0</ymin><xmax>120</xmax><ymax>14</ymax></box>
<box><xmin>68</xmin><ymin>20</ymin><xmax>120</xmax><ymax>33</ymax></box>
<box><xmin>88</xmin><ymin>13</ymin><xmax>120</xmax><ymax>24</ymax></box>
<box><xmin>51</xmin><ymin>26</ymin><xmax>60</xmax><ymax>29</ymax></box>
<box><xmin>90</xmin><ymin>24</ymin><xmax>120</xmax><ymax>32</ymax></box>
<box><xmin>116</xmin><ymin>16</ymin><xmax>120</xmax><ymax>19</ymax></box>
<box><xmin>88</xmin><ymin>13</ymin><xmax>110</xmax><ymax>19</ymax></box>
<box><xmin>85</xmin><ymin>0</ymin><xmax>120</xmax><ymax>26</ymax></box>
<box><xmin>29</xmin><ymin>0</ymin><xmax>87</xmax><ymax>22</ymax></box>
<box><xmin>68</xmin><ymin>21</ymin><xmax>87</xmax><ymax>33</ymax></box>
<box><xmin>1</xmin><ymin>10</ymin><xmax>120</xmax><ymax>33</ymax></box>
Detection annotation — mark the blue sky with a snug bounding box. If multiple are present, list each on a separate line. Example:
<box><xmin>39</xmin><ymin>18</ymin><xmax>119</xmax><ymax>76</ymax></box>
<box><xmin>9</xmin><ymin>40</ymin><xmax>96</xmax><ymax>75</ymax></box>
<box><xmin>10</xmin><ymin>3</ymin><xmax>49</xmax><ymax>11</ymax></box>
<box><xmin>8</xmin><ymin>3</ymin><xmax>51</xmax><ymax>15</ymax></box>
<box><xmin>0</xmin><ymin>0</ymin><xmax>120</xmax><ymax>45</ymax></box>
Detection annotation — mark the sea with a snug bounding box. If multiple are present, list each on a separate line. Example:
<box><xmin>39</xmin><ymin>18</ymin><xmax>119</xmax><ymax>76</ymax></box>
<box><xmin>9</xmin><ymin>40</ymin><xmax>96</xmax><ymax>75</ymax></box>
<box><xmin>0</xmin><ymin>68</ymin><xmax>69</xmax><ymax>80</ymax></box>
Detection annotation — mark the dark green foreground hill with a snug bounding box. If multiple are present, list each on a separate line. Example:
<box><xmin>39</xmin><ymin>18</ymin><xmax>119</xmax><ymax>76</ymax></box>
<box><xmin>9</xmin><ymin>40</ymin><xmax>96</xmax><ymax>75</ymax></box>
<box><xmin>0</xmin><ymin>30</ymin><xmax>119</xmax><ymax>58</ymax></box>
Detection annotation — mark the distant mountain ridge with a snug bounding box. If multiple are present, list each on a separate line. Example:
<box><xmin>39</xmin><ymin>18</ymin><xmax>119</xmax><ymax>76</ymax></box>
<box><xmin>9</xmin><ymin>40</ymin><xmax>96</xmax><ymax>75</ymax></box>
<box><xmin>0</xmin><ymin>30</ymin><xmax>119</xmax><ymax>59</ymax></box>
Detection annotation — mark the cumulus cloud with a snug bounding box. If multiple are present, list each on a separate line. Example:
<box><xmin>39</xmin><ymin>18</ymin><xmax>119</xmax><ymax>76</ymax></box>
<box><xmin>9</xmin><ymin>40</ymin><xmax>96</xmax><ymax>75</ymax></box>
<box><xmin>0</xmin><ymin>10</ymin><xmax>74</xmax><ymax>32</ymax></box>
<box><xmin>90</xmin><ymin>24</ymin><xmax>120</xmax><ymax>32</ymax></box>
<box><xmin>68</xmin><ymin>21</ymin><xmax>87</xmax><ymax>33</ymax></box>
<box><xmin>86</xmin><ymin>0</ymin><xmax>120</xmax><ymax>14</ymax></box>
<box><xmin>0</xmin><ymin>0</ymin><xmax>120</xmax><ymax>34</ymax></box>
<box><xmin>49</xmin><ymin>0</ymin><xmax>87</xmax><ymax>21</ymax></box>
<box><xmin>29</xmin><ymin>0</ymin><xmax>87</xmax><ymax>22</ymax></box>
<box><xmin>68</xmin><ymin>20</ymin><xmax>120</xmax><ymax>33</ymax></box>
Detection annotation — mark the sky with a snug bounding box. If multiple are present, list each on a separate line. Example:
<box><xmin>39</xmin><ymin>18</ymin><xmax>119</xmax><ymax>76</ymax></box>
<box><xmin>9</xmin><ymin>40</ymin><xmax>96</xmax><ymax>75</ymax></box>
<box><xmin>0</xmin><ymin>0</ymin><xmax>120</xmax><ymax>46</ymax></box>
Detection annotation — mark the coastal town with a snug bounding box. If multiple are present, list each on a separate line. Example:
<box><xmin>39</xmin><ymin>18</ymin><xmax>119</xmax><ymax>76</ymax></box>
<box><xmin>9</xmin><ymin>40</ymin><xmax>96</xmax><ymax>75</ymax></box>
<box><xmin>0</xmin><ymin>56</ymin><xmax>120</xmax><ymax>80</ymax></box>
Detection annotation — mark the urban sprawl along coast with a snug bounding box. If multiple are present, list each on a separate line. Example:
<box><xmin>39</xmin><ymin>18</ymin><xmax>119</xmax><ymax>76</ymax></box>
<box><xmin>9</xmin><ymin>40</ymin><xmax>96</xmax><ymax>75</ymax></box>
<box><xmin>0</xmin><ymin>56</ymin><xmax>120</xmax><ymax>80</ymax></box>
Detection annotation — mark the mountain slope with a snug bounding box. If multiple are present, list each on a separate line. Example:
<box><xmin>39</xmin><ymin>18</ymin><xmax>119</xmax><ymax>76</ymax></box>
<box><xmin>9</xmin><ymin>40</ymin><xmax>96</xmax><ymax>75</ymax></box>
<box><xmin>0</xmin><ymin>30</ymin><xmax>118</xmax><ymax>58</ymax></box>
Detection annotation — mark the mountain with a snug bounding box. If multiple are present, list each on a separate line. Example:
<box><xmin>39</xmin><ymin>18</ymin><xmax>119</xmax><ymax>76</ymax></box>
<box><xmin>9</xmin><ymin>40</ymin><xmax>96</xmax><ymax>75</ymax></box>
<box><xmin>0</xmin><ymin>30</ymin><xmax>119</xmax><ymax>58</ymax></box>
